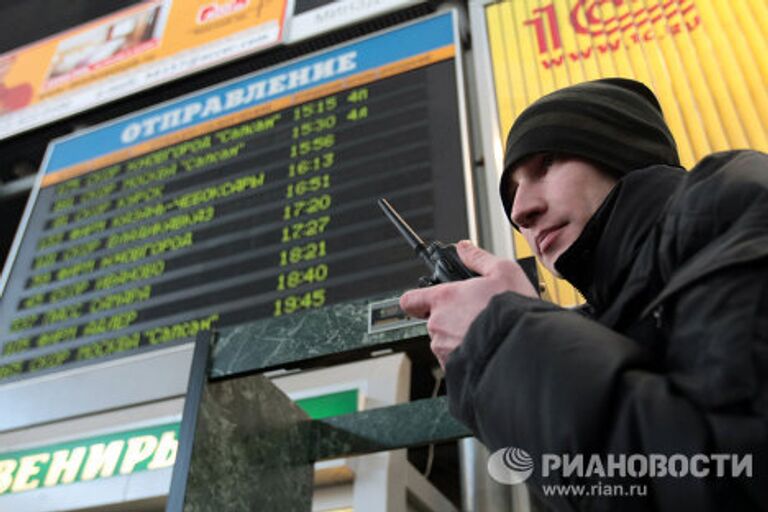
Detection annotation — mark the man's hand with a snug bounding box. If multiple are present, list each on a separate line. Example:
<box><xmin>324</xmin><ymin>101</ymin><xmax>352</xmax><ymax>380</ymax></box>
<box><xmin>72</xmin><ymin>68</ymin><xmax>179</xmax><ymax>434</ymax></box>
<box><xmin>400</xmin><ymin>240</ymin><xmax>538</xmax><ymax>369</ymax></box>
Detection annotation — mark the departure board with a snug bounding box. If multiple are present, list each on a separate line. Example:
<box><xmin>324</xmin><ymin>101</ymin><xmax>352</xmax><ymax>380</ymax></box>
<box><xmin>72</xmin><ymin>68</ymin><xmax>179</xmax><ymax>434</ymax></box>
<box><xmin>0</xmin><ymin>12</ymin><xmax>473</xmax><ymax>382</ymax></box>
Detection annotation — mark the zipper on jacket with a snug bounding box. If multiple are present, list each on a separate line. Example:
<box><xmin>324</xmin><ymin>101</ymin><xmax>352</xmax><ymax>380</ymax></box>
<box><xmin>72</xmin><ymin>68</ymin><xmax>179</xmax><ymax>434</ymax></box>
<box><xmin>653</xmin><ymin>305</ymin><xmax>664</xmax><ymax>329</ymax></box>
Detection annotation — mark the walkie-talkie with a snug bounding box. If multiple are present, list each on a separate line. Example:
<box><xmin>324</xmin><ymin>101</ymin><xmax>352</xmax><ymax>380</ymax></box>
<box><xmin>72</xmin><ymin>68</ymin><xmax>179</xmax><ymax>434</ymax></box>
<box><xmin>378</xmin><ymin>198</ymin><xmax>478</xmax><ymax>286</ymax></box>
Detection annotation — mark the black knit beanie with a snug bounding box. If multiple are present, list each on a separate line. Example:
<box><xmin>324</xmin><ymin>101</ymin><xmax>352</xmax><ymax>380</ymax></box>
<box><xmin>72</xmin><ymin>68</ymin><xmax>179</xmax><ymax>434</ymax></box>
<box><xmin>499</xmin><ymin>78</ymin><xmax>680</xmax><ymax>223</ymax></box>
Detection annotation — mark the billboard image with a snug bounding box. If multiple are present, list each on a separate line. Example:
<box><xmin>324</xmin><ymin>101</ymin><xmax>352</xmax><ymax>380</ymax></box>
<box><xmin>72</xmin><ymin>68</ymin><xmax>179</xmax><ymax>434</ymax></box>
<box><xmin>44</xmin><ymin>3</ymin><xmax>165</xmax><ymax>90</ymax></box>
<box><xmin>0</xmin><ymin>0</ymin><xmax>289</xmax><ymax>140</ymax></box>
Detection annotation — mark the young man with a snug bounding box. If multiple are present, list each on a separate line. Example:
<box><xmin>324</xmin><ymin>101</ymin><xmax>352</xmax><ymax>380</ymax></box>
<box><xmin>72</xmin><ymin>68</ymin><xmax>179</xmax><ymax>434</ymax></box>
<box><xmin>400</xmin><ymin>78</ymin><xmax>768</xmax><ymax>510</ymax></box>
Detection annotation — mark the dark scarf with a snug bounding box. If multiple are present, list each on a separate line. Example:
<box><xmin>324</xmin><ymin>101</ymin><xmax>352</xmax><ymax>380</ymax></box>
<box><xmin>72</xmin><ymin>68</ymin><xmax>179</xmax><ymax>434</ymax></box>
<box><xmin>554</xmin><ymin>165</ymin><xmax>686</xmax><ymax>315</ymax></box>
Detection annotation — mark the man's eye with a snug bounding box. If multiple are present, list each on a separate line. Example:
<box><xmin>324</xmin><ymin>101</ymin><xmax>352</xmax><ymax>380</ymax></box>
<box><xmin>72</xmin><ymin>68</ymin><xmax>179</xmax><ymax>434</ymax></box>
<box><xmin>541</xmin><ymin>153</ymin><xmax>556</xmax><ymax>170</ymax></box>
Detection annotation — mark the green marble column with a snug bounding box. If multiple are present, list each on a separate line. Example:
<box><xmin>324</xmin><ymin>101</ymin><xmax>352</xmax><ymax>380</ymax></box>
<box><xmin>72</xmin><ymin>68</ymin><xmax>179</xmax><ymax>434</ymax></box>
<box><xmin>169</xmin><ymin>332</ymin><xmax>313</xmax><ymax>512</ymax></box>
<box><xmin>169</xmin><ymin>295</ymin><xmax>471</xmax><ymax>512</ymax></box>
<box><xmin>182</xmin><ymin>373</ymin><xmax>312</xmax><ymax>511</ymax></box>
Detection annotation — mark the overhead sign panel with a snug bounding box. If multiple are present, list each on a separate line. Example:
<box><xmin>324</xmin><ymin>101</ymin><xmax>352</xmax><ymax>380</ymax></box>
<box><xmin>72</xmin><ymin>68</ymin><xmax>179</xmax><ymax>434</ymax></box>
<box><xmin>0</xmin><ymin>11</ymin><xmax>473</xmax><ymax>382</ymax></box>
<box><xmin>287</xmin><ymin>0</ymin><xmax>425</xmax><ymax>43</ymax></box>
<box><xmin>0</xmin><ymin>0</ymin><xmax>289</xmax><ymax>140</ymax></box>
<box><xmin>0</xmin><ymin>423</ymin><xmax>179</xmax><ymax>496</ymax></box>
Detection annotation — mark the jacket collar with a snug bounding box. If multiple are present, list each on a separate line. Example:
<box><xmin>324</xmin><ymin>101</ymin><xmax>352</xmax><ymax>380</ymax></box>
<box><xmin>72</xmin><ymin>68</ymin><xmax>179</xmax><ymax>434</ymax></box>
<box><xmin>554</xmin><ymin>165</ymin><xmax>685</xmax><ymax>312</ymax></box>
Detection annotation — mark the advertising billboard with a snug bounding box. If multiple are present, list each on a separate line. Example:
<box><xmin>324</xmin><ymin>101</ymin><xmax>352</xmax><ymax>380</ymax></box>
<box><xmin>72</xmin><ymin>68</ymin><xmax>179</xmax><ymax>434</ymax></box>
<box><xmin>0</xmin><ymin>0</ymin><xmax>289</xmax><ymax>140</ymax></box>
<box><xmin>471</xmin><ymin>0</ymin><xmax>768</xmax><ymax>305</ymax></box>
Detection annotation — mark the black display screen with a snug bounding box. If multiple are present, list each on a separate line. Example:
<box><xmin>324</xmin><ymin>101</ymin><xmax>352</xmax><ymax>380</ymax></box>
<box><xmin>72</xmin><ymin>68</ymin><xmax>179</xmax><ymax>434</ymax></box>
<box><xmin>0</xmin><ymin>14</ymin><xmax>471</xmax><ymax>381</ymax></box>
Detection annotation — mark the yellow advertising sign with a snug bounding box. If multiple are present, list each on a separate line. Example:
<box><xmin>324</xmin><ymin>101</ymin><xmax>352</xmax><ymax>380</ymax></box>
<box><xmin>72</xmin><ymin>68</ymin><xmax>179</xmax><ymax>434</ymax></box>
<box><xmin>483</xmin><ymin>0</ymin><xmax>768</xmax><ymax>305</ymax></box>
<box><xmin>0</xmin><ymin>0</ymin><xmax>288</xmax><ymax>140</ymax></box>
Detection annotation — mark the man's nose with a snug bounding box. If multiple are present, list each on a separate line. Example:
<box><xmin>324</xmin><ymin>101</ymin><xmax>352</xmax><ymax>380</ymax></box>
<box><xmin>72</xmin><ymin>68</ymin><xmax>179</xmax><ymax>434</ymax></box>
<box><xmin>510</xmin><ymin>186</ymin><xmax>546</xmax><ymax>228</ymax></box>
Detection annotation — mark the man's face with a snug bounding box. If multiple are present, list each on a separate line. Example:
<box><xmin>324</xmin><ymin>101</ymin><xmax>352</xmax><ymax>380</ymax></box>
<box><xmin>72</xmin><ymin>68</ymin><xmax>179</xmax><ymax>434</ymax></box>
<box><xmin>508</xmin><ymin>154</ymin><xmax>617</xmax><ymax>275</ymax></box>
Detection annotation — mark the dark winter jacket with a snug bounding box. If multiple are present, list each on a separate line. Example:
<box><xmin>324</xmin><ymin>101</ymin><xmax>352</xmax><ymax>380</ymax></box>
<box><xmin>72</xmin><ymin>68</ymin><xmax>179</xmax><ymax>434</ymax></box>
<box><xmin>446</xmin><ymin>150</ymin><xmax>768</xmax><ymax>511</ymax></box>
